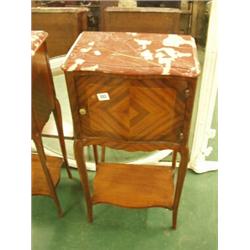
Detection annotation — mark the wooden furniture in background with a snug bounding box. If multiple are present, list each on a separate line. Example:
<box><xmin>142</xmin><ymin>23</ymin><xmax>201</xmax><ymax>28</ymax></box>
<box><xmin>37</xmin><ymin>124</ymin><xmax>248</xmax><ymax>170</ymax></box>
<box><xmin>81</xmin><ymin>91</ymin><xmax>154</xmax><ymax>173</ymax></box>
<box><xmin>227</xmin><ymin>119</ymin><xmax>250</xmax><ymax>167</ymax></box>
<box><xmin>31</xmin><ymin>1</ymin><xmax>200</xmax><ymax>37</ymax></box>
<box><xmin>32</xmin><ymin>31</ymin><xmax>72</xmax><ymax>216</ymax></box>
<box><xmin>32</xmin><ymin>7</ymin><xmax>89</xmax><ymax>57</ymax></box>
<box><xmin>104</xmin><ymin>7</ymin><xmax>181</xmax><ymax>33</ymax></box>
<box><xmin>62</xmin><ymin>31</ymin><xmax>200</xmax><ymax>228</ymax></box>
<box><xmin>99</xmin><ymin>1</ymin><xmax>118</xmax><ymax>30</ymax></box>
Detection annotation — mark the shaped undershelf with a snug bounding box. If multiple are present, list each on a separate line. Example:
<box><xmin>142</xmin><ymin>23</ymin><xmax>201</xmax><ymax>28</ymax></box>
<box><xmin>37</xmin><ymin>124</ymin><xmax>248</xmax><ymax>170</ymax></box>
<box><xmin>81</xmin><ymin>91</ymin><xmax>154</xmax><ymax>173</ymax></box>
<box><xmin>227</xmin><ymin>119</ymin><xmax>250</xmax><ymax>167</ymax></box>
<box><xmin>32</xmin><ymin>154</ymin><xmax>63</xmax><ymax>196</ymax></box>
<box><xmin>92</xmin><ymin>163</ymin><xmax>175</xmax><ymax>209</ymax></box>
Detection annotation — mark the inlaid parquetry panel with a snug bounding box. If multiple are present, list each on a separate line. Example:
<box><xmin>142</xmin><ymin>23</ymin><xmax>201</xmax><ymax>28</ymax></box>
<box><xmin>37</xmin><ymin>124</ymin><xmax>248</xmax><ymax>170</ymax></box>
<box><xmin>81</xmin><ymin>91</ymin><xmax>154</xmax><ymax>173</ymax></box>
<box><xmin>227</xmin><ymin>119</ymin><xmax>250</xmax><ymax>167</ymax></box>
<box><xmin>76</xmin><ymin>75</ymin><xmax>187</xmax><ymax>142</ymax></box>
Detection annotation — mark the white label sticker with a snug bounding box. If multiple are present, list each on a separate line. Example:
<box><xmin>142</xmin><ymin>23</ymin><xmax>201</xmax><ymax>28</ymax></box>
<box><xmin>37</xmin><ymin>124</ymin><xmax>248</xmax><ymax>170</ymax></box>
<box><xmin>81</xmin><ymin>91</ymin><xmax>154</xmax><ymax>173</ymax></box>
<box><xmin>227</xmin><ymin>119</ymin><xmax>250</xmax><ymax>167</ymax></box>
<box><xmin>97</xmin><ymin>92</ymin><xmax>110</xmax><ymax>101</ymax></box>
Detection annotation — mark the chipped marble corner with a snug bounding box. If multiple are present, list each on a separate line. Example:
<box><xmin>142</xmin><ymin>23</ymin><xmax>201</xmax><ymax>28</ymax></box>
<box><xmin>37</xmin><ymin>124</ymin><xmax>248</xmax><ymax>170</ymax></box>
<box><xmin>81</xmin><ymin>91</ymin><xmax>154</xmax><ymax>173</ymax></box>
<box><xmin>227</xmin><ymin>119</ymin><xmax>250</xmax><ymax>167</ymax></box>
<box><xmin>67</xmin><ymin>63</ymin><xmax>78</xmax><ymax>72</ymax></box>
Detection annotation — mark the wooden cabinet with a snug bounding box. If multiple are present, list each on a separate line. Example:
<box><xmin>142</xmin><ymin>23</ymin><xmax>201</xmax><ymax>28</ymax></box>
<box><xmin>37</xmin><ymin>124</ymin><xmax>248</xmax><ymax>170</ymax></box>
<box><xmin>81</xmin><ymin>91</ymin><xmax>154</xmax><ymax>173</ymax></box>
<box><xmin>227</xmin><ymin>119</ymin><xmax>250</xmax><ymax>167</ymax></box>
<box><xmin>103</xmin><ymin>7</ymin><xmax>181</xmax><ymax>34</ymax></box>
<box><xmin>32</xmin><ymin>31</ymin><xmax>72</xmax><ymax>216</ymax></box>
<box><xmin>62</xmin><ymin>31</ymin><xmax>200</xmax><ymax>228</ymax></box>
<box><xmin>32</xmin><ymin>7</ymin><xmax>89</xmax><ymax>57</ymax></box>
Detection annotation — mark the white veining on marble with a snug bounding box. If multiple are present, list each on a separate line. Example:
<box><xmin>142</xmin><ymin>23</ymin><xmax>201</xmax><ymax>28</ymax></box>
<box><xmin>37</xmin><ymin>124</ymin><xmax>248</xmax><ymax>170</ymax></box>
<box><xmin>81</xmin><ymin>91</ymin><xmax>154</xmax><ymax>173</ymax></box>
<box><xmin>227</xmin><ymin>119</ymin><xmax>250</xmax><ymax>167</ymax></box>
<box><xmin>126</xmin><ymin>32</ymin><xmax>138</xmax><ymax>36</ymax></box>
<box><xmin>158</xmin><ymin>57</ymin><xmax>172</xmax><ymax>65</ymax></box>
<box><xmin>155</xmin><ymin>51</ymin><xmax>166</xmax><ymax>59</ymax></box>
<box><xmin>88</xmin><ymin>41</ymin><xmax>95</xmax><ymax>46</ymax></box>
<box><xmin>94</xmin><ymin>50</ymin><xmax>102</xmax><ymax>56</ymax></box>
<box><xmin>156</xmin><ymin>48</ymin><xmax>192</xmax><ymax>59</ymax></box>
<box><xmin>80</xmin><ymin>47</ymin><xmax>92</xmax><ymax>53</ymax></box>
<box><xmin>80</xmin><ymin>64</ymin><xmax>99</xmax><ymax>71</ymax></box>
<box><xmin>75</xmin><ymin>58</ymin><xmax>85</xmax><ymax>64</ymax></box>
<box><xmin>156</xmin><ymin>56</ymin><xmax>173</xmax><ymax>75</ymax></box>
<box><xmin>63</xmin><ymin>32</ymin><xmax>84</xmax><ymax>66</ymax></box>
<box><xmin>134</xmin><ymin>39</ymin><xmax>152</xmax><ymax>50</ymax></box>
<box><xmin>140</xmin><ymin>50</ymin><xmax>153</xmax><ymax>61</ymax></box>
<box><xmin>32</xmin><ymin>35</ymin><xmax>39</xmax><ymax>41</ymax></box>
<box><xmin>162</xmin><ymin>34</ymin><xmax>195</xmax><ymax>48</ymax></box>
<box><xmin>193</xmin><ymin>50</ymin><xmax>201</xmax><ymax>74</ymax></box>
<box><xmin>162</xmin><ymin>61</ymin><xmax>172</xmax><ymax>75</ymax></box>
<box><xmin>62</xmin><ymin>32</ymin><xmax>200</xmax><ymax>77</ymax></box>
<box><xmin>31</xmin><ymin>31</ymin><xmax>48</xmax><ymax>56</ymax></box>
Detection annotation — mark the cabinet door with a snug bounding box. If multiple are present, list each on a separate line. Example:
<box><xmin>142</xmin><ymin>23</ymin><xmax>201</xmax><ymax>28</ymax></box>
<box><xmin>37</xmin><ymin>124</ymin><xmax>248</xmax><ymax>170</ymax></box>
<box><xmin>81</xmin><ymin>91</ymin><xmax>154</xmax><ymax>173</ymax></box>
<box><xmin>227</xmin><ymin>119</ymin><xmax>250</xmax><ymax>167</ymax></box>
<box><xmin>76</xmin><ymin>75</ymin><xmax>130</xmax><ymax>140</ymax></box>
<box><xmin>129</xmin><ymin>78</ymin><xmax>187</xmax><ymax>142</ymax></box>
<box><xmin>76</xmin><ymin>75</ymin><xmax>189</xmax><ymax>143</ymax></box>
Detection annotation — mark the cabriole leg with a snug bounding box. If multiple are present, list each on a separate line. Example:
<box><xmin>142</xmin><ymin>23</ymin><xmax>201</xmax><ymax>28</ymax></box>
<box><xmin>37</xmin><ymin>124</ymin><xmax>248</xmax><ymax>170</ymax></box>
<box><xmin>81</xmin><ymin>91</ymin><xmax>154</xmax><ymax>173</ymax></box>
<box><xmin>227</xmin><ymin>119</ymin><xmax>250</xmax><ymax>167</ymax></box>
<box><xmin>33</xmin><ymin>133</ymin><xmax>63</xmax><ymax>217</ymax></box>
<box><xmin>74</xmin><ymin>140</ymin><xmax>93</xmax><ymax>222</ymax></box>
<box><xmin>53</xmin><ymin>98</ymin><xmax>72</xmax><ymax>179</ymax></box>
<box><xmin>172</xmin><ymin>147</ymin><xmax>189</xmax><ymax>229</ymax></box>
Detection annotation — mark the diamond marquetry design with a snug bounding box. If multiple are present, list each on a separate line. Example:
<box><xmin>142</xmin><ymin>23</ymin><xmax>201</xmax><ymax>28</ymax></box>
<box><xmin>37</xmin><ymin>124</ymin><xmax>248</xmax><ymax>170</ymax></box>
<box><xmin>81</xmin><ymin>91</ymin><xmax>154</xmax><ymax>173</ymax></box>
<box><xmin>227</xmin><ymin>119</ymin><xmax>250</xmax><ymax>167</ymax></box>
<box><xmin>76</xmin><ymin>75</ymin><xmax>186</xmax><ymax>142</ymax></box>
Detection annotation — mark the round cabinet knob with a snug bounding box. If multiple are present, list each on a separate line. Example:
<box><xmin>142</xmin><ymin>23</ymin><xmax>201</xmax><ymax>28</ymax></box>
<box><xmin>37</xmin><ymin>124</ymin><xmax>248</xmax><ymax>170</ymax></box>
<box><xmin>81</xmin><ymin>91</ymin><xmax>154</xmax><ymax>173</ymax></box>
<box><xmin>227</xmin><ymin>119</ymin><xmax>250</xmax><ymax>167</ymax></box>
<box><xmin>184</xmin><ymin>88</ymin><xmax>190</xmax><ymax>98</ymax></box>
<box><xmin>79</xmin><ymin>108</ymin><xmax>87</xmax><ymax>116</ymax></box>
<box><xmin>179</xmin><ymin>132</ymin><xmax>184</xmax><ymax>141</ymax></box>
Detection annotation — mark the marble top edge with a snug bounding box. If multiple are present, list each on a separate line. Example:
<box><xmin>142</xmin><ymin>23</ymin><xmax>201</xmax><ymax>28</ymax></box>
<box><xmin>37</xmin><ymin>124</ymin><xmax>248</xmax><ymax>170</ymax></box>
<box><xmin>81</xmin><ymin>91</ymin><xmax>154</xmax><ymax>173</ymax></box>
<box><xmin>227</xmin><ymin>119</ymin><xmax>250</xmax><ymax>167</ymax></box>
<box><xmin>62</xmin><ymin>31</ymin><xmax>200</xmax><ymax>77</ymax></box>
<box><xmin>31</xmin><ymin>31</ymin><xmax>48</xmax><ymax>56</ymax></box>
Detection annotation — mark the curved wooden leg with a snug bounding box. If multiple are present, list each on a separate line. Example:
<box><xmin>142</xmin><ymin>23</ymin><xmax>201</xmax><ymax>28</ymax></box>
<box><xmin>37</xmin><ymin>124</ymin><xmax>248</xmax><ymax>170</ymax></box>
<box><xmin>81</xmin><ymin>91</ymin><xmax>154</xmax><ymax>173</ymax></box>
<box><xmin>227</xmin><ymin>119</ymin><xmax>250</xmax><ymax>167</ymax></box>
<box><xmin>33</xmin><ymin>133</ymin><xmax>63</xmax><ymax>217</ymax></box>
<box><xmin>74</xmin><ymin>140</ymin><xmax>93</xmax><ymax>223</ymax></box>
<box><xmin>172</xmin><ymin>147</ymin><xmax>189</xmax><ymax>229</ymax></box>
<box><xmin>172</xmin><ymin>150</ymin><xmax>177</xmax><ymax>170</ymax></box>
<box><xmin>53</xmin><ymin>98</ymin><xmax>72</xmax><ymax>179</ymax></box>
<box><xmin>172</xmin><ymin>208</ymin><xmax>178</xmax><ymax>230</ymax></box>
<box><xmin>92</xmin><ymin>145</ymin><xmax>99</xmax><ymax>165</ymax></box>
<box><xmin>101</xmin><ymin>146</ymin><xmax>106</xmax><ymax>163</ymax></box>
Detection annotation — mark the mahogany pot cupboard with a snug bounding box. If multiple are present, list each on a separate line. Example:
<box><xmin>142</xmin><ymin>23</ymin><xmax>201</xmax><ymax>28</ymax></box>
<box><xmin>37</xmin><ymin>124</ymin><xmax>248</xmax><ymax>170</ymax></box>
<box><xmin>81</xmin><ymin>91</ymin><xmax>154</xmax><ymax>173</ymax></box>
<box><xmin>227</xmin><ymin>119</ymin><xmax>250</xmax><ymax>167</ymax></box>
<box><xmin>31</xmin><ymin>31</ymin><xmax>72</xmax><ymax>216</ymax></box>
<box><xmin>62</xmin><ymin>31</ymin><xmax>200</xmax><ymax>228</ymax></box>
<box><xmin>32</xmin><ymin>7</ymin><xmax>89</xmax><ymax>57</ymax></box>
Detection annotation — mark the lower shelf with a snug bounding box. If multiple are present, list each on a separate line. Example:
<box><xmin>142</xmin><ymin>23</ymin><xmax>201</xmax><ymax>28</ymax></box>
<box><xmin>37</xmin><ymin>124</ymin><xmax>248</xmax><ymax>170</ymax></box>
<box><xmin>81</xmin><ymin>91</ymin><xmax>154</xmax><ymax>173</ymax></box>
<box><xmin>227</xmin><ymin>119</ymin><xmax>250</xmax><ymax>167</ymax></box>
<box><xmin>32</xmin><ymin>154</ymin><xmax>63</xmax><ymax>196</ymax></box>
<box><xmin>92</xmin><ymin>163</ymin><xmax>175</xmax><ymax>209</ymax></box>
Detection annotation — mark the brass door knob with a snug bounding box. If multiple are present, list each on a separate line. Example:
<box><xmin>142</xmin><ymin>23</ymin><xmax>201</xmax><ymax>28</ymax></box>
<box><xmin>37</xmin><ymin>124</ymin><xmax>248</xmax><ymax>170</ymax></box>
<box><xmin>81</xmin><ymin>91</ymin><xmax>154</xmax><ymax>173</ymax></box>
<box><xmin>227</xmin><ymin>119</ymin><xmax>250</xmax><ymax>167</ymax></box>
<box><xmin>179</xmin><ymin>132</ymin><xmax>184</xmax><ymax>141</ymax></box>
<box><xmin>79</xmin><ymin>108</ymin><xmax>87</xmax><ymax>115</ymax></box>
<box><xmin>184</xmin><ymin>88</ymin><xmax>190</xmax><ymax>98</ymax></box>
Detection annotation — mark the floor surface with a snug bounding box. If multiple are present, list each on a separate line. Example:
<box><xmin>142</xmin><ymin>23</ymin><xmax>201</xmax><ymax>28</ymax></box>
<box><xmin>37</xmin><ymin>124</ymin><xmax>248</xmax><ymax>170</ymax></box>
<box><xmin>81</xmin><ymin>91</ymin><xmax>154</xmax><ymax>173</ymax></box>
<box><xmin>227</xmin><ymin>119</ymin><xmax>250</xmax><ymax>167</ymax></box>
<box><xmin>32</xmin><ymin>168</ymin><xmax>218</xmax><ymax>250</ymax></box>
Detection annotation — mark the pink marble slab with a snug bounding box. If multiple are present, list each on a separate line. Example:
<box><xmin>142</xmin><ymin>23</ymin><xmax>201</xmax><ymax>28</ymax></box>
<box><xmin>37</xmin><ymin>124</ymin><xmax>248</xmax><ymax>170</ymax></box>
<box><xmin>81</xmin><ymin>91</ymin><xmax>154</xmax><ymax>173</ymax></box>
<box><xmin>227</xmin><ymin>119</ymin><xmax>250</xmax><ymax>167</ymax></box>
<box><xmin>31</xmin><ymin>31</ymin><xmax>48</xmax><ymax>56</ymax></box>
<box><xmin>62</xmin><ymin>32</ymin><xmax>200</xmax><ymax>77</ymax></box>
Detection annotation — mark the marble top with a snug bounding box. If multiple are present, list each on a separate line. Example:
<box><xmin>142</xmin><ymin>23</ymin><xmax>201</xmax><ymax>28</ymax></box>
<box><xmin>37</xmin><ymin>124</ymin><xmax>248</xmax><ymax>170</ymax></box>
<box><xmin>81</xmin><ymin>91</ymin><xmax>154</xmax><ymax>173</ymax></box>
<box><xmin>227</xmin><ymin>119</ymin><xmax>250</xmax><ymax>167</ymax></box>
<box><xmin>31</xmin><ymin>31</ymin><xmax>48</xmax><ymax>56</ymax></box>
<box><xmin>62</xmin><ymin>32</ymin><xmax>200</xmax><ymax>78</ymax></box>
